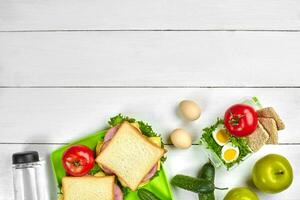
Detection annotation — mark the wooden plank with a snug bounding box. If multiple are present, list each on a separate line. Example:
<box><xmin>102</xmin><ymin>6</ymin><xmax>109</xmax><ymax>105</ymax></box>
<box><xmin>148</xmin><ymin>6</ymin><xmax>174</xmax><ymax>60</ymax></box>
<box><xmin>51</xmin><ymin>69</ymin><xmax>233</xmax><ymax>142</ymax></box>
<box><xmin>0</xmin><ymin>88</ymin><xmax>296</xmax><ymax>143</ymax></box>
<box><xmin>1</xmin><ymin>144</ymin><xmax>299</xmax><ymax>199</ymax></box>
<box><xmin>1</xmin><ymin>0</ymin><xmax>300</xmax><ymax>31</ymax></box>
<box><xmin>1</xmin><ymin>31</ymin><xmax>300</xmax><ymax>87</ymax></box>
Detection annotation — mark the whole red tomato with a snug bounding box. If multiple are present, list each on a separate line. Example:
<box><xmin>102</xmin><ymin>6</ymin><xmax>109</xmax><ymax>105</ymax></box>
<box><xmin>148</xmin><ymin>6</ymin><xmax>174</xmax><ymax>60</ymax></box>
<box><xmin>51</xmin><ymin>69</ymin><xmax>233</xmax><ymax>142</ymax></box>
<box><xmin>224</xmin><ymin>104</ymin><xmax>258</xmax><ymax>137</ymax></box>
<box><xmin>62</xmin><ymin>145</ymin><xmax>95</xmax><ymax>176</ymax></box>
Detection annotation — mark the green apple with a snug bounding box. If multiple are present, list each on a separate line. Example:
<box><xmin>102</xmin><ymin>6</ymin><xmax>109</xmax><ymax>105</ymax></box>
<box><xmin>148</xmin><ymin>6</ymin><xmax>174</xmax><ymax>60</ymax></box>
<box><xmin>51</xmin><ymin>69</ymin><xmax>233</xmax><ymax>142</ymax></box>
<box><xmin>252</xmin><ymin>154</ymin><xmax>293</xmax><ymax>193</ymax></box>
<box><xmin>224</xmin><ymin>187</ymin><xmax>259</xmax><ymax>200</ymax></box>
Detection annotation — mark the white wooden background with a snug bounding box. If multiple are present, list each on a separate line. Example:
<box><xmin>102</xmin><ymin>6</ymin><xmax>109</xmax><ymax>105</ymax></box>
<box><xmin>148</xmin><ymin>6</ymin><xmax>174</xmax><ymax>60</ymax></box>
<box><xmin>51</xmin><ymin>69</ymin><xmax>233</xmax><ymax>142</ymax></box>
<box><xmin>1</xmin><ymin>1</ymin><xmax>300</xmax><ymax>199</ymax></box>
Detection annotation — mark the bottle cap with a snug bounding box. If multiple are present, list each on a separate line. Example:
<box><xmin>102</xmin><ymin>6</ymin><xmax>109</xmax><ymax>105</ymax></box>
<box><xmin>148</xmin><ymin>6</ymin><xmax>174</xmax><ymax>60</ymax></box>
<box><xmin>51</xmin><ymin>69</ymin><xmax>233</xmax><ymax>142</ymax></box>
<box><xmin>12</xmin><ymin>151</ymin><xmax>39</xmax><ymax>164</ymax></box>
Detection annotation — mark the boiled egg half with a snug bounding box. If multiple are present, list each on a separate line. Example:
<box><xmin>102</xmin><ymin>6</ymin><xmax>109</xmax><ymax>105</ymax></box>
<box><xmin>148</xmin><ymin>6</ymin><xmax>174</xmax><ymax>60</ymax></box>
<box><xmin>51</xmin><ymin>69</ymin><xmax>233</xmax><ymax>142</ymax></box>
<box><xmin>212</xmin><ymin>127</ymin><xmax>230</xmax><ymax>146</ymax></box>
<box><xmin>221</xmin><ymin>143</ymin><xmax>239</xmax><ymax>163</ymax></box>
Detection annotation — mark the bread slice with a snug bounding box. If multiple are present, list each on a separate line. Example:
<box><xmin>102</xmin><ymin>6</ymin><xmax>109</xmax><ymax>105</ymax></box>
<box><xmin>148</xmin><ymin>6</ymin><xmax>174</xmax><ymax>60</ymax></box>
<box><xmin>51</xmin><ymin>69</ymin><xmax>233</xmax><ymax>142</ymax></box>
<box><xmin>257</xmin><ymin>107</ymin><xmax>285</xmax><ymax>130</ymax></box>
<box><xmin>62</xmin><ymin>176</ymin><xmax>115</xmax><ymax>200</ymax></box>
<box><xmin>96</xmin><ymin>121</ymin><xmax>165</xmax><ymax>191</ymax></box>
<box><xmin>259</xmin><ymin>118</ymin><xmax>278</xmax><ymax>144</ymax></box>
<box><xmin>246</xmin><ymin>123</ymin><xmax>269</xmax><ymax>152</ymax></box>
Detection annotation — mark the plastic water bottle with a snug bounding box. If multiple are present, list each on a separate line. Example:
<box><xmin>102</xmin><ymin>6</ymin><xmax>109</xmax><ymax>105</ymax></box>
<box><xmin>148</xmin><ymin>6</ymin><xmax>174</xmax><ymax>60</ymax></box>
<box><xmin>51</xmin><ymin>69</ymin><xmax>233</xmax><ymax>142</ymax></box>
<box><xmin>12</xmin><ymin>151</ymin><xmax>50</xmax><ymax>200</ymax></box>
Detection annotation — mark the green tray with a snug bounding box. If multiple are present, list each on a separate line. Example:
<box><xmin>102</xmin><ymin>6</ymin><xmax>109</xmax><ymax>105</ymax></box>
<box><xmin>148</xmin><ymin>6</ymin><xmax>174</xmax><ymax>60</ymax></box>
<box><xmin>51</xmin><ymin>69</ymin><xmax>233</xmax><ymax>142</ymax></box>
<box><xmin>50</xmin><ymin>129</ymin><xmax>174</xmax><ymax>200</ymax></box>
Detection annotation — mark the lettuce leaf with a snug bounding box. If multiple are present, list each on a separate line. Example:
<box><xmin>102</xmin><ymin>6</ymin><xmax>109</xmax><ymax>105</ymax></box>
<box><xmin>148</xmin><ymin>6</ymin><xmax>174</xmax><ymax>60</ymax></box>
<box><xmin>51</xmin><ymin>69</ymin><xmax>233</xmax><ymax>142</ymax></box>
<box><xmin>107</xmin><ymin>114</ymin><xmax>166</xmax><ymax>163</ymax></box>
<box><xmin>108</xmin><ymin>114</ymin><xmax>135</xmax><ymax>126</ymax></box>
<box><xmin>200</xmin><ymin>119</ymin><xmax>252</xmax><ymax>169</ymax></box>
<box><xmin>88</xmin><ymin>164</ymin><xmax>101</xmax><ymax>175</ymax></box>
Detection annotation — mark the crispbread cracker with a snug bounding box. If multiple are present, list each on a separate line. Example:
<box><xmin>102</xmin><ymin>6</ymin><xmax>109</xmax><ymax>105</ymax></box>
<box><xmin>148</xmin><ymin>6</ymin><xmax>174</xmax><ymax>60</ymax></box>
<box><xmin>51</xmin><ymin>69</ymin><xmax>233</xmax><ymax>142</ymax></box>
<box><xmin>259</xmin><ymin>117</ymin><xmax>278</xmax><ymax>144</ymax></box>
<box><xmin>257</xmin><ymin>107</ymin><xmax>285</xmax><ymax>130</ymax></box>
<box><xmin>246</xmin><ymin>123</ymin><xmax>269</xmax><ymax>152</ymax></box>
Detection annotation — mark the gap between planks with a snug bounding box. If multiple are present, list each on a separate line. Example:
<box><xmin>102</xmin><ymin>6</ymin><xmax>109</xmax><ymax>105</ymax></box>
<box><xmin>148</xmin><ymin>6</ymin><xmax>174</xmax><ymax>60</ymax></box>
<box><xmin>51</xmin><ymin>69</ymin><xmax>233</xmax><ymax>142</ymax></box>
<box><xmin>0</xmin><ymin>86</ymin><xmax>300</xmax><ymax>89</ymax></box>
<box><xmin>2</xmin><ymin>29</ymin><xmax>300</xmax><ymax>33</ymax></box>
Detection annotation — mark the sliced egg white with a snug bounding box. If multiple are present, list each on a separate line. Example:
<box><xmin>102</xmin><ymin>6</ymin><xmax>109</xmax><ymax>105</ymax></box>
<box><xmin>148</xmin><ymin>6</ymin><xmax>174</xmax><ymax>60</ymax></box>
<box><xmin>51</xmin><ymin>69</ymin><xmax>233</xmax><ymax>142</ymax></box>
<box><xmin>221</xmin><ymin>143</ymin><xmax>239</xmax><ymax>163</ymax></box>
<box><xmin>212</xmin><ymin>126</ymin><xmax>230</xmax><ymax>146</ymax></box>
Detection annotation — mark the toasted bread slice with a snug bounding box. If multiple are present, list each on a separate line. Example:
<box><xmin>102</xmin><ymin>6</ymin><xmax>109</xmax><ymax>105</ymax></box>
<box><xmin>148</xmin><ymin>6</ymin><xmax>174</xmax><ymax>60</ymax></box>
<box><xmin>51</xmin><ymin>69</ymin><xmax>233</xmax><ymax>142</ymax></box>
<box><xmin>257</xmin><ymin>107</ymin><xmax>285</xmax><ymax>130</ymax></box>
<box><xmin>96</xmin><ymin>121</ymin><xmax>165</xmax><ymax>191</ymax></box>
<box><xmin>259</xmin><ymin>118</ymin><xmax>278</xmax><ymax>144</ymax></box>
<box><xmin>246</xmin><ymin>123</ymin><xmax>269</xmax><ymax>152</ymax></box>
<box><xmin>62</xmin><ymin>176</ymin><xmax>114</xmax><ymax>200</ymax></box>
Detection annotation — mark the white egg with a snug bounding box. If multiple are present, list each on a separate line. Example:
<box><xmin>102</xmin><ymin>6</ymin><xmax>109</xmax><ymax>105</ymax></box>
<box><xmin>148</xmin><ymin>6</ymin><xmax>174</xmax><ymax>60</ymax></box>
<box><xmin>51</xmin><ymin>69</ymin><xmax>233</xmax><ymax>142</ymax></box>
<box><xmin>221</xmin><ymin>143</ymin><xmax>239</xmax><ymax>163</ymax></box>
<box><xmin>179</xmin><ymin>100</ymin><xmax>201</xmax><ymax>121</ymax></box>
<box><xmin>212</xmin><ymin>126</ymin><xmax>230</xmax><ymax>146</ymax></box>
<box><xmin>170</xmin><ymin>128</ymin><xmax>192</xmax><ymax>149</ymax></box>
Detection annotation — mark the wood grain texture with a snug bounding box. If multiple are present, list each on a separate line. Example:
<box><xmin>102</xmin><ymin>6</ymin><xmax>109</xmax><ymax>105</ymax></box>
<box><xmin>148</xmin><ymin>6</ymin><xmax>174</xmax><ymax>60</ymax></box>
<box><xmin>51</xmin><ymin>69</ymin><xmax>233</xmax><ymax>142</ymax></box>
<box><xmin>0</xmin><ymin>88</ymin><xmax>297</xmax><ymax>143</ymax></box>
<box><xmin>1</xmin><ymin>31</ymin><xmax>300</xmax><ymax>87</ymax></box>
<box><xmin>1</xmin><ymin>144</ymin><xmax>299</xmax><ymax>200</ymax></box>
<box><xmin>1</xmin><ymin>0</ymin><xmax>300</xmax><ymax>31</ymax></box>
<box><xmin>1</xmin><ymin>1</ymin><xmax>300</xmax><ymax>199</ymax></box>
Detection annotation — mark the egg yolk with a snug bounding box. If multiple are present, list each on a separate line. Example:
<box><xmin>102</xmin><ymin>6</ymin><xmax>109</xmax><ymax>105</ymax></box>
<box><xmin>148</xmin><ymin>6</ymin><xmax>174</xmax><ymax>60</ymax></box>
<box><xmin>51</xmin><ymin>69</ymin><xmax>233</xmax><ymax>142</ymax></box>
<box><xmin>216</xmin><ymin>129</ymin><xmax>230</xmax><ymax>143</ymax></box>
<box><xmin>224</xmin><ymin>149</ymin><xmax>237</xmax><ymax>161</ymax></box>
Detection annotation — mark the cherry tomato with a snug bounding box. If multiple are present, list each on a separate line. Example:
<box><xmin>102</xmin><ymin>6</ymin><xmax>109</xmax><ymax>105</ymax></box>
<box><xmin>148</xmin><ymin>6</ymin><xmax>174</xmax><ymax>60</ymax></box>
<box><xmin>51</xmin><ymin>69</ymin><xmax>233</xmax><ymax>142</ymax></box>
<box><xmin>224</xmin><ymin>104</ymin><xmax>258</xmax><ymax>137</ymax></box>
<box><xmin>62</xmin><ymin>145</ymin><xmax>95</xmax><ymax>176</ymax></box>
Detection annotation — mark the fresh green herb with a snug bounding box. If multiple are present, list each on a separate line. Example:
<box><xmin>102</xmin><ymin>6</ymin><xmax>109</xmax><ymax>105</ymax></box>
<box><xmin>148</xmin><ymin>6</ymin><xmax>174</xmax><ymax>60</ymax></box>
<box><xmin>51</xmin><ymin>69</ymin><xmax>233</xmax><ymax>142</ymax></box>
<box><xmin>137</xmin><ymin>121</ymin><xmax>158</xmax><ymax>137</ymax></box>
<box><xmin>108</xmin><ymin>114</ymin><xmax>135</xmax><ymax>127</ymax></box>
<box><xmin>108</xmin><ymin>114</ymin><xmax>159</xmax><ymax>137</ymax></box>
<box><xmin>120</xmin><ymin>185</ymin><xmax>131</xmax><ymax>196</ymax></box>
<box><xmin>160</xmin><ymin>156</ymin><xmax>167</xmax><ymax>163</ymax></box>
<box><xmin>200</xmin><ymin>118</ymin><xmax>224</xmax><ymax>158</ymax></box>
<box><xmin>88</xmin><ymin>164</ymin><xmax>101</xmax><ymax>175</ymax></box>
<box><xmin>200</xmin><ymin>119</ymin><xmax>251</xmax><ymax>170</ymax></box>
<box><xmin>226</xmin><ymin>136</ymin><xmax>251</xmax><ymax>169</ymax></box>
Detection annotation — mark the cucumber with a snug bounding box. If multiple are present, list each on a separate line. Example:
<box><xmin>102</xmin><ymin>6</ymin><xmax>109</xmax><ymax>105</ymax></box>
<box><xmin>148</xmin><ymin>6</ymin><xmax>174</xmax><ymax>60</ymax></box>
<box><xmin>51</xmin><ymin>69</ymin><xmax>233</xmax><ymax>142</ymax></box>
<box><xmin>137</xmin><ymin>188</ymin><xmax>161</xmax><ymax>200</ymax></box>
<box><xmin>198</xmin><ymin>193</ymin><xmax>215</xmax><ymax>200</ymax></box>
<box><xmin>171</xmin><ymin>175</ymin><xmax>214</xmax><ymax>193</ymax></box>
<box><xmin>199</xmin><ymin>162</ymin><xmax>215</xmax><ymax>182</ymax></box>
<box><xmin>198</xmin><ymin>162</ymin><xmax>215</xmax><ymax>200</ymax></box>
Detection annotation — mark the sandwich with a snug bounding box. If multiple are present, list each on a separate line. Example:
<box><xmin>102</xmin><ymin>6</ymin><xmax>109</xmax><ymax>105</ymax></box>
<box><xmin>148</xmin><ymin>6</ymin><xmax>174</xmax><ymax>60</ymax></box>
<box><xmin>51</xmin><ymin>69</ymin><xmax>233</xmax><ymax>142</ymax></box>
<box><xmin>58</xmin><ymin>114</ymin><xmax>166</xmax><ymax>200</ymax></box>
<box><xmin>62</xmin><ymin>176</ymin><xmax>115</xmax><ymax>200</ymax></box>
<box><xmin>96</xmin><ymin>119</ymin><xmax>166</xmax><ymax>191</ymax></box>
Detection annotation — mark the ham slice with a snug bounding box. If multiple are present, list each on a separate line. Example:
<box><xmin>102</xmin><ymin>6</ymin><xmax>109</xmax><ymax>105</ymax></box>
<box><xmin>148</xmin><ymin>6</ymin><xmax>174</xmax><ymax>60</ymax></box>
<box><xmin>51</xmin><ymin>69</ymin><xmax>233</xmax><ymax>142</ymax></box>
<box><xmin>101</xmin><ymin>165</ymin><xmax>114</xmax><ymax>175</ymax></box>
<box><xmin>104</xmin><ymin>125</ymin><xmax>120</xmax><ymax>142</ymax></box>
<box><xmin>142</xmin><ymin>164</ymin><xmax>158</xmax><ymax>182</ymax></box>
<box><xmin>100</xmin><ymin>141</ymin><xmax>110</xmax><ymax>151</ymax></box>
<box><xmin>100</xmin><ymin>126</ymin><xmax>120</xmax><ymax>175</ymax></box>
<box><xmin>114</xmin><ymin>184</ymin><xmax>123</xmax><ymax>200</ymax></box>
